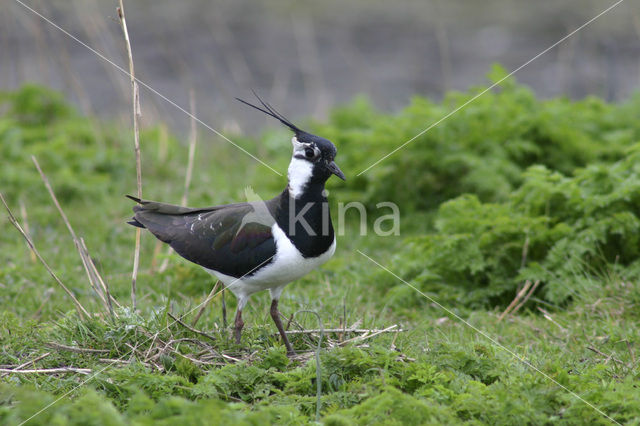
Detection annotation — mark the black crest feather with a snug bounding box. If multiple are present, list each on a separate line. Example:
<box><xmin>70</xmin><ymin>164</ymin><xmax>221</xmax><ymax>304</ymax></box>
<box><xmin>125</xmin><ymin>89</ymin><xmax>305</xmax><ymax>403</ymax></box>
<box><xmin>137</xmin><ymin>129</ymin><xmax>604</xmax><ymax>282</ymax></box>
<box><xmin>236</xmin><ymin>91</ymin><xmax>303</xmax><ymax>135</ymax></box>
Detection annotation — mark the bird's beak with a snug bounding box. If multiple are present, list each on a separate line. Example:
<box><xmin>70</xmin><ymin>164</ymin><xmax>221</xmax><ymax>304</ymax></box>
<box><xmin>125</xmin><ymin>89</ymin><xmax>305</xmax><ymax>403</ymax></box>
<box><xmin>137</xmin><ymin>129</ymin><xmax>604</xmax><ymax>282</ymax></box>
<box><xmin>327</xmin><ymin>161</ymin><xmax>346</xmax><ymax>181</ymax></box>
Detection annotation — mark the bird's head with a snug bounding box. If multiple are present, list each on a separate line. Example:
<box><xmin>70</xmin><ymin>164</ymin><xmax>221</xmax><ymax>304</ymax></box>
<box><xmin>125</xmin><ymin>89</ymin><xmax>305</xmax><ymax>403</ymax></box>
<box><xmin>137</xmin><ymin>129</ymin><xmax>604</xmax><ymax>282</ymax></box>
<box><xmin>237</xmin><ymin>93</ymin><xmax>345</xmax><ymax>198</ymax></box>
<box><xmin>290</xmin><ymin>131</ymin><xmax>345</xmax><ymax>181</ymax></box>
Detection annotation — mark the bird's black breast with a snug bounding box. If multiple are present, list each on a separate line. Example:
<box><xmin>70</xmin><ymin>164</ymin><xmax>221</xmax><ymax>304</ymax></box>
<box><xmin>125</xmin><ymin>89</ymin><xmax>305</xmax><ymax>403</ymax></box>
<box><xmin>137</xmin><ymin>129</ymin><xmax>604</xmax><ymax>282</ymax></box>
<box><xmin>275</xmin><ymin>189</ymin><xmax>335</xmax><ymax>258</ymax></box>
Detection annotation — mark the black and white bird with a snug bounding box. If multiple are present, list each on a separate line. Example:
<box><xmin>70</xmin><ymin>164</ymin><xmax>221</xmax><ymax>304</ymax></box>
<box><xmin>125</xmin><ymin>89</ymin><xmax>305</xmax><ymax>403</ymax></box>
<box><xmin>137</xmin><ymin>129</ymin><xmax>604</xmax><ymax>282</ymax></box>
<box><xmin>127</xmin><ymin>95</ymin><xmax>345</xmax><ymax>355</ymax></box>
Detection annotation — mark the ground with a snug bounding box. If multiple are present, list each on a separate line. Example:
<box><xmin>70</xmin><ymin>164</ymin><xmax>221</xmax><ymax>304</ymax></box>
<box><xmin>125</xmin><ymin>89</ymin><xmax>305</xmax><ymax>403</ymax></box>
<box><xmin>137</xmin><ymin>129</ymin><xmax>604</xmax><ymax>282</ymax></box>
<box><xmin>1</xmin><ymin>83</ymin><xmax>639</xmax><ymax>424</ymax></box>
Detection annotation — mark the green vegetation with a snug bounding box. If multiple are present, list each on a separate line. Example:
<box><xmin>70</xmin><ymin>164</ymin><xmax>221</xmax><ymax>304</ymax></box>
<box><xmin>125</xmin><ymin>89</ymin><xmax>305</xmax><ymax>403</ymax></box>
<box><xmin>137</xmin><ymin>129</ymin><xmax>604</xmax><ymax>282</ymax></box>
<box><xmin>319</xmin><ymin>66</ymin><xmax>640</xmax><ymax>212</ymax></box>
<box><xmin>1</xmin><ymin>74</ymin><xmax>639</xmax><ymax>425</ymax></box>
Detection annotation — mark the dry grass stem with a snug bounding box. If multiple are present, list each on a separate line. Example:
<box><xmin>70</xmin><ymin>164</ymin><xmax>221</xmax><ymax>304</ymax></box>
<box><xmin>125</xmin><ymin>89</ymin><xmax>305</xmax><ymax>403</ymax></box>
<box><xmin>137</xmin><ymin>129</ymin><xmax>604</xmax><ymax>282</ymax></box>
<box><xmin>158</xmin><ymin>90</ymin><xmax>198</xmax><ymax>273</ymax></box>
<box><xmin>32</xmin><ymin>156</ymin><xmax>116</xmax><ymax>319</ymax></box>
<box><xmin>76</xmin><ymin>241</ymin><xmax>108</xmax><ymax>308</ymax></box>
<box><xmin>183</xmin><ymin>90</ymin><xmax>198</xmax><ymax>206</ymax></box>
<box><xmin>499</xmin><ymin>280</ymin><xmax>532</xmax><ymax>321</ymax></box>
<box><xmin>510</xmin><ymin>279</ymin><xmax>541</xmax><ymax>316</ymax></box>
<box><xmin>144</xmin><ymin>332</ymin><xmax>160</xmax><ymax>360</ymax></box>
<box><xmin>0</xmin><ymin>352</ymin><xmax>51</xmax><ymax>378</ymax></box>
<box><xmin>18</xmin><ymin>198</ymin><xmax>36</xmax><ymax>262</ymax></box>
<box><xmin>80</xmin><ymin>238</ymin><xmax>121</xmax><ymax>314</ymax></box>
<box><xmin>31</xmin><ymin>156</ymin><xmax>76</xmax><ymax>239</ymax></box>
<box><xmin>0</xmin><ymin>367</ymin><xmax>92</xmax><ymax>375</ymax></box>
<box><xmin>586</xmin><ymin>346</ymin><xmax>627</xmax><ymax>367</ymax></box>
<box><xmin>167</xmin><ymin>312</ymin><xmax>217</xmax><ymax>343</ymax></box>
<box><xmin>98</xmin><ymin>358</ymin><xmax>151</xmax><ymax>368</ymax></box>
<box><xmin>0</xmin><ymin>193</ymin><xmax>89</xmax><ymax>319</ymax></box>
<box><xmin>499</xmin><ymin>280</ymin><xmax>538</xmax><ymax>321</ymax></box>
<box><xmin>46</xmin><ymin>342</ymin><xmax>110</xmax><ymax>354</ymax></box>
<box><xmin>338</xmin><ymin>324</ymin><xmax>399</xmax><ymax>347</ymax></box>
<box><xmin>191</xmin><ymin>281</ymin><xmax>220</xmax><ymax>327</ymax></box>
<box><xmin>32</xmin><ymin>322</ymin><xmax>405</xmax><ymax>375</ymax></box>
<box><xmin>118</xmin><ymin>0</ymin><xmax>142</xmax><ymax>311</ymax></box>
<box><xmin>284</xmin><ymin>327</ymin><xmax>402</xmax><ymax>335</ymax></box>
<box><xmin>537</xmin><ymin>307</ymin><xmax>567</xmax><ymax>332</ymax></box>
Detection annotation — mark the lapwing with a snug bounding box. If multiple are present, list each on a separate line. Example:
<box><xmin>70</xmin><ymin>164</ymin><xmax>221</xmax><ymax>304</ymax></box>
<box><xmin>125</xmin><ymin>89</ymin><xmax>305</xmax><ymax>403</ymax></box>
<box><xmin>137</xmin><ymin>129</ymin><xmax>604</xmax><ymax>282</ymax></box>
<box><xmin>127</xmin><ymin>95</ymin><xmax>345</xmax><ymax>355</ymax></box>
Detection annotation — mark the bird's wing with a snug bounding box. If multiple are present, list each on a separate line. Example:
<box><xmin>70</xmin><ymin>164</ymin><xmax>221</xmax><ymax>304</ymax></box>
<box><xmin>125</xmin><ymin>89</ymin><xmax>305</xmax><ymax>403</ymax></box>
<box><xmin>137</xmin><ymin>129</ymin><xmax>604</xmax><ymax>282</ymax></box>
<box><xmin>129</xmin><ymin>197</ymin><xmax>278</xmax><ymax>277</ymax></box>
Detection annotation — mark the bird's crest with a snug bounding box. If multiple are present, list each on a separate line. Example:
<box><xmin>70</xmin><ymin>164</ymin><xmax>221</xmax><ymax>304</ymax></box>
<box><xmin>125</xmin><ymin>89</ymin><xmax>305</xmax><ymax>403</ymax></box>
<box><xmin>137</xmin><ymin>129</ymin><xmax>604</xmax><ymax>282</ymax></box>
<box><xmin>236</xmin><ymin>91</ymin><xmax>303</xmax><ymax>136</ymax></box>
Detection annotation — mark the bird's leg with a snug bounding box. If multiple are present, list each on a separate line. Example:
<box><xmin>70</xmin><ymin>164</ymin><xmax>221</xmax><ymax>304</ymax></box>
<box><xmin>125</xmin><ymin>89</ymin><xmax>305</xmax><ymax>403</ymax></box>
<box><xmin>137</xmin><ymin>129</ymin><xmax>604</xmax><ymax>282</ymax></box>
<box><xmin>270</xmin><ymin>299</ymin><xmax>295</xmax><ymax>355</ymax></box>
<box><xmin>234</xmin><ymin>308</ymin><xmax>244</xmax><ymax>345</ymax></box>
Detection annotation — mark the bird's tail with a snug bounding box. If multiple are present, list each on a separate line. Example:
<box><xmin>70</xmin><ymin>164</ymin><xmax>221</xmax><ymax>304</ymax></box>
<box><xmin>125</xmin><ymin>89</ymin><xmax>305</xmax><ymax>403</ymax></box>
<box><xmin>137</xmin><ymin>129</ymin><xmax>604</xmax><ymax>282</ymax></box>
<box><xmin>127</xmin><ymin>218</ymin><xmax>146</xmax><ymax>228</ymax></box>
<box><xmin>126</xmin><ymin>195</ymin><xmax>146</xmax><ymax>228</ymax></box>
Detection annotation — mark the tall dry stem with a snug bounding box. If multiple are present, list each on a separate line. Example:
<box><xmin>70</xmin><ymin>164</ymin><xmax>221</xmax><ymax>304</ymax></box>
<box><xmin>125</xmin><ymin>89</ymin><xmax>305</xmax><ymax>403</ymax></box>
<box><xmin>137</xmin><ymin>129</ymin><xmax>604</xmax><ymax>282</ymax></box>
<box><xmin>157</xmin><ymin>90</ymin><xmax>198</xmax><ymax>273</ymax></box>
<box><xmin>118</xmin><ymin>0</ymin><xmax>142</xmax><ymax>311</ymax></box>
<box><xmin>0</xmin><ymin>193</ymin><xmax>89</xmax><ymax>320</ymax></box>
<box><xmin>32</xmin><ymin>156</ymin><xmax>117</xmax><ymax>319</ymax></box>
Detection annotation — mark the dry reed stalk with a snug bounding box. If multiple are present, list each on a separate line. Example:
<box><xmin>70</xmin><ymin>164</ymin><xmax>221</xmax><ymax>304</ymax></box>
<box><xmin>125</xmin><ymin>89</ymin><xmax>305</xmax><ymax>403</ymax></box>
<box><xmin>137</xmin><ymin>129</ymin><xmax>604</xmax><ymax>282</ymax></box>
<box><xmin>76</xmin><ymin>242</ymin><xmax>109</xmax><ymax>309</ymax></box>
<box><xmin>45</xmin><ymin>342</ymin><xmax>109</xmax><ymax>354</ymax></box>
<box><xmin>586</xmin><ymin>346</ymin><xmax>627</xmax><ymax>367</ymax></box>
<box><xmin>285</xmin><ymin>327</ymin><xmax>402</xmax><ymax>335</ymax></box>
<box><xmin>167</xmin><ymin>312</ymin><xmax>217</xmax><ymax>343</ymax></box>
<box><xmin>0</xmin><ymin>193</ymin><xmax>89</xmax><ymax>320</ymax></box>
<box><xmin>157</xmin><ymin>90</ymin><xmax>198</xmax><ymax>273</ymax></box>
<box><xmin>191</xmin><ymin>280</ymin><xmax>220</xmax><ymax>327</ymax></box>
<box><xmin>98</xmin><ymin>358</ymin><xmax>151</xmax><ymax>367</ymax></box>
<box><xmin>498</xmin><ymin>280</ymin><xmax>533</xmax><ymax>322</ymax></box>
<box><xmin>18</xmin><ymin>198</ymin><xmax>36</xmax><ymax>262</ymax></box>
<box><xmin>0</xmin><ymin>367</ymin><xmax>92</xmax><ymax>375</ymax></box>
<box><xmin>183</xmin><ymin>90</ymin><xmax>198</xmax><ymax>206</ymax></box>
<box><xmin>118</xmin><ymin>0</ymin><xmax>142</xmax><ymax>311</ymax></box>
<box><xmin>510</xmin><ymin>279</ymin><xmax>541</xmax><ymax>317</ymax></box>
<box><xmin>31</xmin><ymin>156</ymin><xmax>76</xmax><ymax>238</ymax></box>
<box><xmin>537</xmin><ymin>307</ymin><xmax>567</xmax><ymax>332</ymax></box>
<box><xmin>0</xmin><ymin>352</ymin><xmax>51</xmax><ymax>378</ymax></box>
<box><xmin>80</xmin><ymin>238</ymin><xmax>120</xmax><ymax>316</ymax></box>
<box><xmin>337</xmin><ymin>324</ymin><xmax>399</xmax><ymax>347</ymax></box>
<box><xmin>31</xmin><ymin>156</ymin><xmax>116</xmax><ymax>319</ymax></box>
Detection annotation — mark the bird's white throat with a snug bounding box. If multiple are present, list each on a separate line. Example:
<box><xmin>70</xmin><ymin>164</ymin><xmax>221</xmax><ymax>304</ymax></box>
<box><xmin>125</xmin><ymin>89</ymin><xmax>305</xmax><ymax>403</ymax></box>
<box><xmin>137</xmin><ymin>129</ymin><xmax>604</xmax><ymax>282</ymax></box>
<box><xmin>287</xmin><ymin>156</ymin><xmax>313</xmax><ymax>198</ymax></box>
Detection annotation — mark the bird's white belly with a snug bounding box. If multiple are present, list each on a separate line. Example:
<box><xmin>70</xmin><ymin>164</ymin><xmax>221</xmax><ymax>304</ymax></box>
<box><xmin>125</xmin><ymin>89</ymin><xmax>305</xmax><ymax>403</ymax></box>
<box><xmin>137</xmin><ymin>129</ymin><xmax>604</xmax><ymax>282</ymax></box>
<box><xmin>204</xmin><ymin>223</ymin><xmax>336</xmax><ymax>303</ymax></box>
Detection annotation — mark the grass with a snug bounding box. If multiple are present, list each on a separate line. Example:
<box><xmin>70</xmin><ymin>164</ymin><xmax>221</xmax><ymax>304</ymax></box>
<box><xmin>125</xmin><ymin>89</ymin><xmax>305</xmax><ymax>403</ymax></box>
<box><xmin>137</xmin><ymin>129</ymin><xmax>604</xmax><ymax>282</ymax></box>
<box><xmin>1</xmin><ymin>84</ymin><xmax>639</xmax><ymax>424</ymax></box>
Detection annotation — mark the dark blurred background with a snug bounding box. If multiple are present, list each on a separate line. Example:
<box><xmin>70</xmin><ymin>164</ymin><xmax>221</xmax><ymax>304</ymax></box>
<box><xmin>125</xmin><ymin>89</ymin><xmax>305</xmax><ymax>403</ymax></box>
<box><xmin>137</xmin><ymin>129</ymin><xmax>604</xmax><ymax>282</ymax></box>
<box><xmin>3</xmin><ymin>0</ymin><xmax>639</xmax><ymax>134</ymax></box>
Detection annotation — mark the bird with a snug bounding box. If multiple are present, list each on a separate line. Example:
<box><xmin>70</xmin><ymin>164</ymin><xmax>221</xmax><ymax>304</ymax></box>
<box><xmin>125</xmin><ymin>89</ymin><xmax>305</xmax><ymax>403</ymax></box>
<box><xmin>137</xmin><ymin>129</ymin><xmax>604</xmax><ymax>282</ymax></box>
<box><xmin>126</xmin><ymin>94</ymin><xmax>345</xmax><ymax>355</ymax></box>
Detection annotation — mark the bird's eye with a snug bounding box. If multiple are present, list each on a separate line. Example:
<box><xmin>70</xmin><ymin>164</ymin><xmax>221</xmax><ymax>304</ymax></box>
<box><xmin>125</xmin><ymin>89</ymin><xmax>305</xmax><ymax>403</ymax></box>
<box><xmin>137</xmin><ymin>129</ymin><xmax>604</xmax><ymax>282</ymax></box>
<box><xmin>305</xmin><ymin>148</ymin><xmax>316</xmax><ymax>159</ymax></box>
